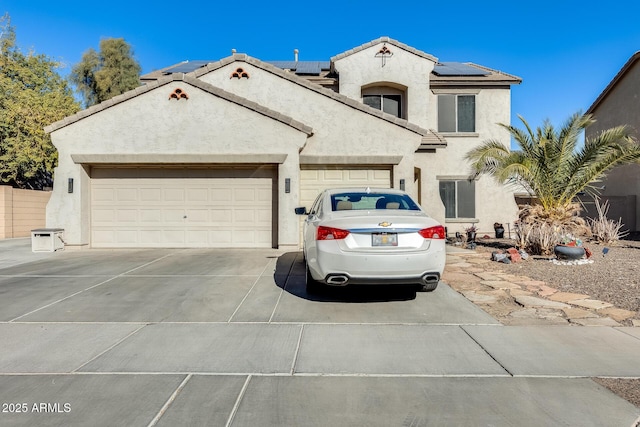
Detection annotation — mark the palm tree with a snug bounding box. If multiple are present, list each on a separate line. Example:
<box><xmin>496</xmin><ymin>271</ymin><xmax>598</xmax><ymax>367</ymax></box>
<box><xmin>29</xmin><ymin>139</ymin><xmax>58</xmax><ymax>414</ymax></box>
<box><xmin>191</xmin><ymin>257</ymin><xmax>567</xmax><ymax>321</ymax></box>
<box><xmin>466</xmin><ymin>112</ymin><xmax>640</xmax><ymax>223</ymax></box>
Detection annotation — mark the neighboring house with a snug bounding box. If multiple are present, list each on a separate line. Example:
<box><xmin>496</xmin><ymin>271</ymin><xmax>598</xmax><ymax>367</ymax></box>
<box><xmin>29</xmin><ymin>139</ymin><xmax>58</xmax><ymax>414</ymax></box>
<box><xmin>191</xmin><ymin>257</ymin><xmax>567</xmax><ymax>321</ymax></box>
<box><xmin>585</xmin><ymin>51</ymin><xmax>640</xmax><ymax>233</ymax></box>
<box><xmin>44</xmin><ymin>37</ymin><xmax>521</xmax><ymax>249</ymax></box>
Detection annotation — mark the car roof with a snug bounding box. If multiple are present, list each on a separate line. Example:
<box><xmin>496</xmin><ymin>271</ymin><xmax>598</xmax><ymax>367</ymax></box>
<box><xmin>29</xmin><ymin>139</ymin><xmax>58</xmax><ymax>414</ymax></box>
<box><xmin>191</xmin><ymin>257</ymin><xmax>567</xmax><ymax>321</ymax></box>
<box><xmin>324</xmin><ymin>188</ymin><xmax>407</xmax><ymax>196</ymax></box>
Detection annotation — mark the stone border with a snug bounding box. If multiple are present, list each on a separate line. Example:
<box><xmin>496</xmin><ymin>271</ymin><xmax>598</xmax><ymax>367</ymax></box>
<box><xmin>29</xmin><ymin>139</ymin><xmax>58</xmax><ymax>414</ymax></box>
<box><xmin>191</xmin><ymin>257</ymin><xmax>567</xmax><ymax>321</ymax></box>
<box><xmin>444</xmin><ymin>251</ymin><xmax>638</xmax><ymax>326</ymax></box>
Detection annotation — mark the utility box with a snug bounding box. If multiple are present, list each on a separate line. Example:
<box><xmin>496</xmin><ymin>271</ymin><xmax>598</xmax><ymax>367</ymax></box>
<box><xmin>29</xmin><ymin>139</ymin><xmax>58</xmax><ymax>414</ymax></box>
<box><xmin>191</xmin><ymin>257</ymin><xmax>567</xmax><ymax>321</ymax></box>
<box><xmin>31</xmin><ymin>228</ymin><xmax>65</xmax><ymax>252</ymax></box>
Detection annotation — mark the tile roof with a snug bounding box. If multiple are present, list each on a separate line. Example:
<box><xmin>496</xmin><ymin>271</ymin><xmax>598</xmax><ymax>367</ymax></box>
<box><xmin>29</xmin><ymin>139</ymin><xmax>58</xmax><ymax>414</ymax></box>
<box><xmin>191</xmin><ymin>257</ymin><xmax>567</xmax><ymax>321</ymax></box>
<box><xmin>45</xmin><ymin>74</ymin><xmax>314</xmax><ymax>136</ymax></box>
<box><xmin>191</xmin><ymin>54</ymin><xmax>436</xmax><ymax>140</ymax></box>
<box><xmin>331</xmin><ymin>36</ymin><xmax>438</xmax><ymax>63</ymax></box>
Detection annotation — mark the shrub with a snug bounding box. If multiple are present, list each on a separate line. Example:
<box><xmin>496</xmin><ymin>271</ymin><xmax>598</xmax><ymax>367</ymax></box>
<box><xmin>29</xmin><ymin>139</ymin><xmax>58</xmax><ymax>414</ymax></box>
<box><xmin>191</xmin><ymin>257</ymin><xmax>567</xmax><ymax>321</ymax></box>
<box><xmin>588</xmin><ymin>198</ymin><xmax>628</xmax><ymax>244</ymax></box>
<box><xmin>515</xmin><ymin>203</ymin><xmax>590</xmax><ymax>255</ymax></box>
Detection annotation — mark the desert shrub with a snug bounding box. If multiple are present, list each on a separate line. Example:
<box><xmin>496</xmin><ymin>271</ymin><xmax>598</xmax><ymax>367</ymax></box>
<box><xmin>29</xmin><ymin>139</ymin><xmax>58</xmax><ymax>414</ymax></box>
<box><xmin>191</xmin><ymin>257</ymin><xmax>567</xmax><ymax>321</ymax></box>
<box><xmin>588</xmin><ymin>198</ymin><xmax>628</xmax><ymax>244</ymax></box>
<box><xmin>515</xmin><ymin>203</ymin><xmax>590</xmax><ymax>255</ymax></box>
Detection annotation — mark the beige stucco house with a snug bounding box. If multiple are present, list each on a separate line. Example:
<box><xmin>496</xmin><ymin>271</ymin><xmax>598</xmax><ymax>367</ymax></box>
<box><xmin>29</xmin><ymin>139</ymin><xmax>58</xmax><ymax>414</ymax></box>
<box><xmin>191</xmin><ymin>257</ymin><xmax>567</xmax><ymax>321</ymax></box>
<box><xmin>45</xmin><ymin>37</ymin><xmax>521</xmax><ymax>249</ymax></box>
<box><xmin>585</xmin><ymin>51</ymin><xmax>640</xmax><ymax>233</ymax></box>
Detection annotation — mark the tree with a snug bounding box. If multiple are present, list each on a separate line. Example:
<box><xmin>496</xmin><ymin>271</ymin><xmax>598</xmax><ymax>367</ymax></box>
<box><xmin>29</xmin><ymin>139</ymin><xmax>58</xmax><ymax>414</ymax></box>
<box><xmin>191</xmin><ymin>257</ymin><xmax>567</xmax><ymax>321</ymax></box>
<box><xmin>465</xmin><ymin>112</ymin><xmax>640</xmax><ymax>252</ymax></box>
<box><xmin>466</xmin><ymin>112</ymin><xmax>640</xmax><ymax>215</ymax></box>
<box><xmin>0</xmin><ymin>13</ymin><xmax>80</xmax><ymax>189</ymax></box>
<box><xmin>71</xmin><ymin>38</ymin><xmax>141</xmax><ymax>107</ymax></box>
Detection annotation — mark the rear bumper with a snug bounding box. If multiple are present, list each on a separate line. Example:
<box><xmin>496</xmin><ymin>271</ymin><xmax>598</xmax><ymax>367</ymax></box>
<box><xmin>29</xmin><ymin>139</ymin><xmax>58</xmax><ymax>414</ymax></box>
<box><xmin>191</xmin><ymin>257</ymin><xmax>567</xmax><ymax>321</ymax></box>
<box><xmin>323</xmin><ymin>272</ymin><xmax>441</xmax><ymax>286</ymax></box>
<box><xmin>309</xmin><ymin>241</ymin><xmax>446</xmax><ymax>285</ymax></box>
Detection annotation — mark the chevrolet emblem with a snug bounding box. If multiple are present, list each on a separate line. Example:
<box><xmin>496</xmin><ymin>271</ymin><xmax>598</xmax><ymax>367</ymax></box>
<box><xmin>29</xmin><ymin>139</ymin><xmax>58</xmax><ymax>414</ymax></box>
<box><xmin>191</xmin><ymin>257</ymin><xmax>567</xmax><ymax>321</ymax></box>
<box><xmin>378</xmin><ymin>222</ymin><xmax>392</xmax><ymax>227</ymax></box>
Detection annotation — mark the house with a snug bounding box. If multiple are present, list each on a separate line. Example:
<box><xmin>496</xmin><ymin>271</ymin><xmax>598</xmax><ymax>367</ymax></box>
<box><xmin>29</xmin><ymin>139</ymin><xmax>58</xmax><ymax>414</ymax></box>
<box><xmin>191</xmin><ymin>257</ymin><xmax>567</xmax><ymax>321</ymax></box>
<box><xmin>44</xmin><ymin>37</ymin><xmax>522</xmax><ymax>249</ymax></box>
<box><xmin>585</xmin><ymin>51</ymin><xmax>640</xmax><ymax>233</ymax></box>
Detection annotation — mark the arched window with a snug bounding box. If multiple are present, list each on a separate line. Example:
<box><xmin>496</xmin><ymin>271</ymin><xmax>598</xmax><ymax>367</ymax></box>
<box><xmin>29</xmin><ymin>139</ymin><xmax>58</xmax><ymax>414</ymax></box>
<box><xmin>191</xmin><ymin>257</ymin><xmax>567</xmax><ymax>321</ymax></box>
<box><xmin>361</xmin><ymin>84</ymin><xmax>406</xmax><ymax>119</ymax></box>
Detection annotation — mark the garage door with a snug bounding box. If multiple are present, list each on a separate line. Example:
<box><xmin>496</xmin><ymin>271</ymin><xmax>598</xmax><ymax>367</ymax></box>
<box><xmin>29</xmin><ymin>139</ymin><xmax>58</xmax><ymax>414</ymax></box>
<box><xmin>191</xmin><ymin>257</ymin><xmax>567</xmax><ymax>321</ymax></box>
<box><xmin>299</xmin><ymin>166</ymin><xmax>391</xmax><ymax>245</ymax></box>
<box><xmin>299</xmin><ymin>166</ymin><xmax>392</xmax><ymax>210</ymax></box>
<box><xmin>91</xmin><ymin>168</ymin><xmax>274</xmax><ymax>248</ymax></box>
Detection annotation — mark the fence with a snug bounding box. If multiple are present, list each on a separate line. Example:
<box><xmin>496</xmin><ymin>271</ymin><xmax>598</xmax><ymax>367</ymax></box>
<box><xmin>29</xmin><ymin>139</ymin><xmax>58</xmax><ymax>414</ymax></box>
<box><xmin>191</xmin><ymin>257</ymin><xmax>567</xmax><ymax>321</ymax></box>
<box><xmin>0</xmin><ymin>186</ymin><xmax>52</xmax><ymax>239</ymax></box>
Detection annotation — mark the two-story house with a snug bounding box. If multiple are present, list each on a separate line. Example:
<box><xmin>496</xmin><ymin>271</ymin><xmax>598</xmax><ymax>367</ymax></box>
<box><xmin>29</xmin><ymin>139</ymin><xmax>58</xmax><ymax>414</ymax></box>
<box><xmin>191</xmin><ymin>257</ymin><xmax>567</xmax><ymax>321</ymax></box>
<box><xmin>45</xmin><ymin>37</ymin><xmax>521</xmax><ymax>249</ymax></box>
<box><xmin>585</xmin><ymin>51</ymin><xmax>640</xmax><ymax>234</ymax></box>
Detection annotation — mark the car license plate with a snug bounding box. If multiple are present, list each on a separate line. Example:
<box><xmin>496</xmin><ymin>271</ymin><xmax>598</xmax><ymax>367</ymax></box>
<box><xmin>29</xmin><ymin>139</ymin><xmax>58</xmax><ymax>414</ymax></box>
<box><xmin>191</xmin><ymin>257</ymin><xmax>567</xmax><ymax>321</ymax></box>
<box><xmin>372</xmin><ymin>233</ymin><xmax>398</xmax><ymax>246</ymax></box>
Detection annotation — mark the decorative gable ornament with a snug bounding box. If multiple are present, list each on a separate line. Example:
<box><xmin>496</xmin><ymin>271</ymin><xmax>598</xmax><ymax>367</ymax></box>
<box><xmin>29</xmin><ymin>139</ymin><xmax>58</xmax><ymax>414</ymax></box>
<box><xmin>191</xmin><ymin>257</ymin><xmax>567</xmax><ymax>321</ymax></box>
<box><xmin>231</xmin><ymin>67</ymin><xmax>250</xmax><ymax>79</ymax></box>
<box><xmin>375</xmin><ymin>44</ymin><xmax>393</xmax><ymax>67</ymax></box>
<box><xmin>169</xmin><ymin>88</ymin><xmax>189</xmax><ymax>100</ymax></box>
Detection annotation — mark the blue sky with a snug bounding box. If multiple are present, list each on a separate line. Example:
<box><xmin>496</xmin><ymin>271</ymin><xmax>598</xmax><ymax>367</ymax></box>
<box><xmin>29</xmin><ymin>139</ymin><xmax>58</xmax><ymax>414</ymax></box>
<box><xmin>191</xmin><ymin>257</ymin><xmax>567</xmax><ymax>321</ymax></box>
<box><xmin>3</xmin><ymin>0</ymin><xmax>640</xmax><ymax>136</ymax></box>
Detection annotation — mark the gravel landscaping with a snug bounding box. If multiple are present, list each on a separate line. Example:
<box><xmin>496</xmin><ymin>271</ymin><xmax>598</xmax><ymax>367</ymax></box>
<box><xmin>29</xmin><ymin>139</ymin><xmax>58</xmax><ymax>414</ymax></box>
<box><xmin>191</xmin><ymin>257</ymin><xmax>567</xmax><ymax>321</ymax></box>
<box><xmin>475</xmin><ymin>237</ymin><xmax>640</xmax><ymax>321</ymax></box>
<box><xmin>468</xmin><ymin>237</ymin><xmax>640</xmax><ymax>408</ymax></box>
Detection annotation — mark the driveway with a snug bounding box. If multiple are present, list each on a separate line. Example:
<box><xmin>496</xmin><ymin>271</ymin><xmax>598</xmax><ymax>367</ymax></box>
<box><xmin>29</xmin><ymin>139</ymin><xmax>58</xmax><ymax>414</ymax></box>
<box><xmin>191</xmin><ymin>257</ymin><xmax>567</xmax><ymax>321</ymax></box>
<box><xmin>0</xmin><ymin>239</ymin><xmax>638</xmax><ymax>426</ymax></box>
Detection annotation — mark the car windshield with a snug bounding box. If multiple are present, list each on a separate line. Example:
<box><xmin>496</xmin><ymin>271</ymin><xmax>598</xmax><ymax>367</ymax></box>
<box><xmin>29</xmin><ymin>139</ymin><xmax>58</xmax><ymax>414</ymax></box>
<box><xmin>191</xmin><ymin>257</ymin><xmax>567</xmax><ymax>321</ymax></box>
<box><xmin>330</xmin><ymin>192</ymin><xmax>420</xmax><ymax>211</ymax></box>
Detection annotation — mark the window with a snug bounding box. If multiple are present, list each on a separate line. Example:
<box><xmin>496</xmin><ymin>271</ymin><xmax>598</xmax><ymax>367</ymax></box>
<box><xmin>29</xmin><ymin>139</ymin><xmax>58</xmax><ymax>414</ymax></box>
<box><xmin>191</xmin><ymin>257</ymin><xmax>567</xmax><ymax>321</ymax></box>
<box><xmin>363</xmin><ymin>94</ymin><xmax>402</xmax><ymax>117</ymax></box>
<box><xmin>439</xmin><ymin>180</ymin><xmax>475</xmax><ymax>218</ymax></box>
<box><xmin>331</xmin><ymin>192</ymin><xmax>420</xmax><ymax>211</ymax></box>
<box><xmin>438</xmin><ymin>94</ymin><xmax>475</xmax><ymax>132</ymax></box>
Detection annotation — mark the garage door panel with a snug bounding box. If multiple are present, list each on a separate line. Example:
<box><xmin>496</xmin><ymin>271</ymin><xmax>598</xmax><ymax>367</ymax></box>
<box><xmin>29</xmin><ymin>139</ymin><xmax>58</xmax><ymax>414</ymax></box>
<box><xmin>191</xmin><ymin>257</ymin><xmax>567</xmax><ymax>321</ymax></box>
<box><xmin>117</xmin><ymin>210</ymin><xmax>138</xmax><ymax>223</ymax></box>
<box><xmin>186</xmin><ymin>188</ymin><xmax>208</xmax><ymax>201</ymax></box>
<box><xmin>92</xmin><ymin>209</ymin><xmax>115</xmax><ymax>223</ymax></box>
<box><xmin>164</xmin><ymin>188</ymin><xmax>185</xmax><ymax>202</ymax></box>
<box><xmin>141</xmin><ymin>188</ymin><xmax>162</xmax><ymax>202</ymax></box>
<box><xmin>140</xmin><ymin>230</ymin><xmax>163</xmax><ymax>245</ymax></box>
<box><xmin>140</xmin><ymin>210</ymin><xmax>162</xmax><ymax>222</ymax></box>
<box><xmin>299</xmin><ymin>167</ymin><xmax>392</xmax><ymax>209</ymax></box>
<box><xmin>91</xmin><ymin>172</ymin><xmax>274</xmax><ymax>248</ymax></box>
<box><xmin>116</xmin><ymin>230</ymin><xmax>138</xmax><ymax>244</ymax></box>
<box><xmin>116</xmin><ymin>188</ymin><xmax>138</xmax><ymax>202</ymax></box>
<box><xmin>186</xmin><ymin>209</ymin><xmax>208</xmax><ymax>222</ymax></box>
<box><xmin>211</xmin><ymin>188</ymin><xmax>232</xmax><ymax>201</ymax></box>
<box><xmin>93</xmin><ymin>188</ymin><xmax>115</xmax><ymax>202</ymax></box>
<box><xmin>299</xmin><ymin>167</ymin><xmax>391</xmax><ymax>244</ymax></box>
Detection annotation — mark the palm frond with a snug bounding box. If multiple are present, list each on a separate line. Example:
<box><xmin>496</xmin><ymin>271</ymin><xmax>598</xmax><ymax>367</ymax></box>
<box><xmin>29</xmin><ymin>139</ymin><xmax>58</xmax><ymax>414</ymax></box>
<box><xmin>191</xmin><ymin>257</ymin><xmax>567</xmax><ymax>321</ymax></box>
<box><xmin>465</xmin><ymin>112</ymin><xmax>639</xmax><ymax>215</ymax></box>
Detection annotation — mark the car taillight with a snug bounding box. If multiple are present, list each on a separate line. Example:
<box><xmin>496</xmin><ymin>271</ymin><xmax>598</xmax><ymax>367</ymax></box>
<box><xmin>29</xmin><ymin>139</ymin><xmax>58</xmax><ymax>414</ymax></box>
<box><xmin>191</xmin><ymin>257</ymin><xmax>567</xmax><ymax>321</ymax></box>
<box><xmin>317</xmin><ymin>226</ymin><xmax>350</xmax><ymax>240</ymax></box>
<box><xmin>419</xmin><ymin>226</ymin><xmax>445</xmax><ymax>239</ymax></box>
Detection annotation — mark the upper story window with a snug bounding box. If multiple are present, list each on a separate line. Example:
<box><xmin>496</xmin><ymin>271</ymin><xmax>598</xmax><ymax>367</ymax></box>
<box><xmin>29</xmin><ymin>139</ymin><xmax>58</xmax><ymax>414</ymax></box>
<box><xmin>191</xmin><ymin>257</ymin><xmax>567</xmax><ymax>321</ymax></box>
<box><xmin>362</xmin><ymin>85</ymin><xmax>406</xmax><ymax>119</ymax></box>
<box><xmin>438</xmin><ymin>94</ymin><xmax>476</xmax><ymax>133</ymax></box>
<box><xmin>363</xmin><ymin>94</ymin><xmax>402</xmax><ymax>117</ymax></box>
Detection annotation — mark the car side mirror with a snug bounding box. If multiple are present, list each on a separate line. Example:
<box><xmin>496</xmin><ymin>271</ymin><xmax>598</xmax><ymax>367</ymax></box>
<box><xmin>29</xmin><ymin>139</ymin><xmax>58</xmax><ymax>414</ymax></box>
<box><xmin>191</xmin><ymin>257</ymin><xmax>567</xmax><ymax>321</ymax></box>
<box><xmin>294</xmin><ymin>207</ymin><xmax>307</xmax><ymax>215</ymax></box>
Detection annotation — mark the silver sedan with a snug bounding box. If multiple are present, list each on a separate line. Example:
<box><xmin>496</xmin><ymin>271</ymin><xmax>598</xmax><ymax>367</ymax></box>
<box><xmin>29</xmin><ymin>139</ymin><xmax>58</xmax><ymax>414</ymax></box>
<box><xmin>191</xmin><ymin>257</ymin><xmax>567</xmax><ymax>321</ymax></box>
<box><xmin>296</xmin><ymin>188</ymin><xmax>446</xmax><ymax>293</ymax></box>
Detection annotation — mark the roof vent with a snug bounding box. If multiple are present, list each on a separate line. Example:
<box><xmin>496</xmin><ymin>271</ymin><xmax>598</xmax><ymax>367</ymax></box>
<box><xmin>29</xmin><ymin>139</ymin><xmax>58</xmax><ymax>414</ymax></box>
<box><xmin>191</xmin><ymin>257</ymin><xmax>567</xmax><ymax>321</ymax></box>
<box><xmin>294</xmin><ymin>49</ymin><xmax>299</xmax><ymax>62</ymax></box>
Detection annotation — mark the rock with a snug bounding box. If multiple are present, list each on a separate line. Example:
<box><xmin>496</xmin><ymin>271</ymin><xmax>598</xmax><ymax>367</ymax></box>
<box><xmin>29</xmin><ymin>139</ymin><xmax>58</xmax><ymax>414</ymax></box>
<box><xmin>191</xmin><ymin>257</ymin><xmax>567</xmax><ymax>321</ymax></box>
<box><xmin>570</xmin><ymin>317</ymin><xmax>621</xmax><ymax>327</ymax></box>
<box><xmin>507</xmin><ymin>247</ymin><xmax>521</xmax><ymax>263</ymax></box>
<box><xmin>562</xmin><ymin>307</ymin><xmax>599</xmax><ymax>319</ymax></box>
<box><xmin>514</xmin><ymin>295</ymin><xmax>570</xmax><ymax>309</ymax></box>
<box><xmin>549</xmin><ymin>292</ymin><xmax>592</xmax><ymax>303</ymax></box>
<box><xmin>480</xmin><ymin>280</ymin><xmax>522</xmax><ymax>290</ymax></box>
<box><xmin>598</xmin><ymin>307</ymin><xmax>637</xmax><ymax>322</ymax></box>
<box><xmin>569</xmin><ymin>299</ymin><xmax>614</xmax><ymax>310</ymax></box>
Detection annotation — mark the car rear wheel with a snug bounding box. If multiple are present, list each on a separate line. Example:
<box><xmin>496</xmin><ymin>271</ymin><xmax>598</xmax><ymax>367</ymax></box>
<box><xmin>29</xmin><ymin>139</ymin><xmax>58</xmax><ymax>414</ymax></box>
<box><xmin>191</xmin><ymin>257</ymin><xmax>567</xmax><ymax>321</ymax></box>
<box><xmin>305</xmin><ymin>262</ymin><xmax>322</xmax><ymax>294</ymax></box>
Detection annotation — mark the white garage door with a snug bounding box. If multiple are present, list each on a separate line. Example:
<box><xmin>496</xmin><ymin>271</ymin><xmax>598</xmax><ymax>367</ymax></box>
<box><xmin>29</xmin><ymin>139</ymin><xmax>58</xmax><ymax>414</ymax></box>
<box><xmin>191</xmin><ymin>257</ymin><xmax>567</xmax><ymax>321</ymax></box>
<box><xmin>299</xmin><ymin>166</ymin><xmax>392</xmax><ymax>210</ymax></box>
<box><xmin>91</xmin><ymin>168</ymin><xmax>274</xmax><ymax>248</ymax></box>
<box><xmin>299</xmin><ymin>166</ymin><xmax>391</xmax><ymax>245</ymax></box>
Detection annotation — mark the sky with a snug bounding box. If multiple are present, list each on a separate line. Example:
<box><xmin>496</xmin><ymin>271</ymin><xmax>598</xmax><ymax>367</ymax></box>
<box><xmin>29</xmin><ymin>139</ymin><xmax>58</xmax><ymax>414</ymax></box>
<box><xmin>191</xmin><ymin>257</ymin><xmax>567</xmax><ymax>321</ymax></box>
<box><xmin>3</xmin><ymin>0</ymin><xmax>640</xmax><ymax>140</ymax></box>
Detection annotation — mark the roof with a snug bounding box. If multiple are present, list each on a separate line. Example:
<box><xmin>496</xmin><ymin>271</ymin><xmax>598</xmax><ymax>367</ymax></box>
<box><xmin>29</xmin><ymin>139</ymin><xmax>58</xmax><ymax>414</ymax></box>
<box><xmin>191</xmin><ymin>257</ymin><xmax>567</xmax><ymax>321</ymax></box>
<box><xmin>586</xmin><ymin>51</ymin><xmax>640</xmax><ymax>114</ymax></box>
<box><xmin>45</xmin><ymin>73</ymin><xmax>314</xmax><ymax>136</ymax></box>
<box><xmin>331</xmin><ymin>36</ymin><xmax>438</xmax><ymax>63</ymax></box>
<box><xmin>189</xmin><ymin>54</ymin><xmax>439</xmax><ymax>141</ymax></box>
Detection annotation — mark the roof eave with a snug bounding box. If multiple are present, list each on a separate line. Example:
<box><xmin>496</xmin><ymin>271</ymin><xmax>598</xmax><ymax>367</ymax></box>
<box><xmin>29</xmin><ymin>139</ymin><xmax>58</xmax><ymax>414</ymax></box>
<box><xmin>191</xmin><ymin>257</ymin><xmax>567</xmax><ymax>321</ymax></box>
<box><xmin>586</xmin><ymin>51</ymin><xmax>640</xmax><ymax>114</ymax></box>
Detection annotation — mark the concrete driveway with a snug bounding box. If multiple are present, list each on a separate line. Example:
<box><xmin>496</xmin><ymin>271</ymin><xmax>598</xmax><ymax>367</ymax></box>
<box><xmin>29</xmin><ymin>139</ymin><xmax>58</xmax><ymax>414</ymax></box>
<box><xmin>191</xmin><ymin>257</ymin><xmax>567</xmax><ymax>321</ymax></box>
<box><xmin>0</xmin><ymin>239</ymin><xmax>638</xmax><ymax>426</ymax></box>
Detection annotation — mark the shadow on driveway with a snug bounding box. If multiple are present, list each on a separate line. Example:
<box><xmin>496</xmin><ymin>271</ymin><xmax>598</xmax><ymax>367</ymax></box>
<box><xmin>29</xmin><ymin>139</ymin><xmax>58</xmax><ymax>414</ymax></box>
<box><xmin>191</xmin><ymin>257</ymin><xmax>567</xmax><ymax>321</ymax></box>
<box><xmin>274</xmin><ymin>251</ymin><xmax>417</xmax><ymax>303</ymax></box>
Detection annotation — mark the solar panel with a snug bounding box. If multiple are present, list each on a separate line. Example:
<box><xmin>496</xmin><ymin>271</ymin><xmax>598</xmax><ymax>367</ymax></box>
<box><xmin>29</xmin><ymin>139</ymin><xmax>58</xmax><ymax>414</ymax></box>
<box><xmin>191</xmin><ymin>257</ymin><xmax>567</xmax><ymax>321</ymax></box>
<box><xmin>163</xmin><ymin>60</ymin><xmax>212</xmax><ymax>74</ymax></box>
<box><xmin>433</xmin><ymin>62</ymin><xmax>489</xmax><ymax>76</ymax></box>
<box><xmin>267</xmin><ymin>61</ymin><xmax>330</xmax><ymax>75</ymax></box>
<box><xmin>267</xmin><ymin>61</ymin><xmax>298</xmax><ymax>70</ymax></box>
